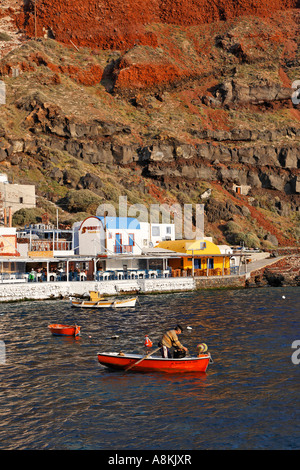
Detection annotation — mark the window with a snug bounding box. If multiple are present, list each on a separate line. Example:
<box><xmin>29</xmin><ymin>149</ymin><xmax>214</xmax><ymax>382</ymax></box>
<box><xmin>115</xmin><ymin>233</ymin><xmax>122</xmax><ymax>253</ymax></box>
<box><xmin>200</xmin><ymin>242</ymin><xmax>206</xmax><ymax>250</ymax></box>
<box><xmin>208</xmin><ymin>258</ymin><xmax>214</xmax><ymax>269</ymax></box>
<box><xmin>128</xmin><ymin>234</ymin><xmax>135</xmax><ymax>246</ymax></box>
<box><xmin>152</xmin><ymin>226</ymin><xmax>160</xmax><ymax>236</ymax></box>
<box><xmin>166</xmin><ymin>226</ymin><xmax>171</xmax><ymax>234</ymax></box>
<box><xmin>19</xmin><ymin>197</ymin><xmax>23</xmax><ymax>204</ymax></box>
<box><xmin>194</xmin><ymin>259</ymin><xmax>201</xmax><ymax>269</ymax></box>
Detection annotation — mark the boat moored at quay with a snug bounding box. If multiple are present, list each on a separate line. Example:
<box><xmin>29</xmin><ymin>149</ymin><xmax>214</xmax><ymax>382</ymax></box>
<box><xmin>0</xmin><ymin>212</ymin><xmax>287</xmax><ymax>303</ymax></box>
<box><xmin>70</xmin><ymin>291</ymin><xmax>138</xmax><ymax>308</ymax></box>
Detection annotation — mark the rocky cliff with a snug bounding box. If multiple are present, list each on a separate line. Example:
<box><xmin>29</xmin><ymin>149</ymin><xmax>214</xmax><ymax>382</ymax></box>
<box><xmin>17</xmin><ymin>0</ymin><xmax>300</xmax><ymax>50</ymax></box>
<box><xmin>0</xmin><ymin>2</ymin><xmax>300</xmax><ymax>247</ymax></box>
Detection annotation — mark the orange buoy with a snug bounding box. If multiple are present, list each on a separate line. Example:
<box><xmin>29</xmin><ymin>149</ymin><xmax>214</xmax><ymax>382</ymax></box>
<box><xmin>144</xmin><ymin>335</ymin><xmax>153</xmax><ymax>347</ymax></box>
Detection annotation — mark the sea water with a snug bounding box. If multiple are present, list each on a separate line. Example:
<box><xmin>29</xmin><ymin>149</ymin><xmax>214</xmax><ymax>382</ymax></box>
<box><xmin>0</xmin><ymin>287</ymin><xmax>299</xmax><ymax>450</ymax></box>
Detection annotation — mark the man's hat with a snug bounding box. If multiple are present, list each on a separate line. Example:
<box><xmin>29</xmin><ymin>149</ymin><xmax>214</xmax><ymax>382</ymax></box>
<box><xmin>176</xmin><ymin>324</ymin><xmax>183</xmax><ymax>332</ymax></box>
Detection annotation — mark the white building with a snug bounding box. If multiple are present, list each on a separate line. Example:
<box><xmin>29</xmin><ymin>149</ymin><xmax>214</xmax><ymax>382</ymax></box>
<box><xmin>73</xmin><ymin>216</ymin><xmax>175</xmax><ymax>257</ymax></box>
<box><xmin>232</xmin><ymin>184</ymin><xmax>251</xmax><ymax>196</ymax></box>
<box><xmin>0</xmin><ymin>173</ymin><xmax>36</xmax><ymax>216</ymax></box>
<box><xmin>218</xmin><ymin>244</ymin><xmax>236</xmax><ymax>267</ymax></box>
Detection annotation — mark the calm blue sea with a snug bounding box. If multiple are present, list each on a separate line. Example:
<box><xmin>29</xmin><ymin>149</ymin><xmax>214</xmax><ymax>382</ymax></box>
<box><xmin>0</xmin><ymin>286</ymin><xmax>299</xmax><ymax>451</ymax></box>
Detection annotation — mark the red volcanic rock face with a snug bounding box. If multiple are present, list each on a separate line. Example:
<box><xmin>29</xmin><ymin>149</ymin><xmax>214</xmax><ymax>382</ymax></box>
<box><xmin>16</xmin><ymin>0</ymin><xmax>299</xmax><ymax>50</ymax></box>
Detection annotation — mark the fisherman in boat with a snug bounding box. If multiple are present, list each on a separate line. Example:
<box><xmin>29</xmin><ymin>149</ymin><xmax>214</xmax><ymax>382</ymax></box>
<box><xmin>159</xmin><ymin>324</ymin><xmax>188</xmax><ymax>358</ymax></box>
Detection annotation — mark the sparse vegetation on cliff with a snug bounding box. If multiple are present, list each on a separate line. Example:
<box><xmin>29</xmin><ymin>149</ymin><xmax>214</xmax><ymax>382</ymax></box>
<box><xmin>0</xmin><ymin>2</ymin><xmax>299</xmax><ymax>247</ymax></box>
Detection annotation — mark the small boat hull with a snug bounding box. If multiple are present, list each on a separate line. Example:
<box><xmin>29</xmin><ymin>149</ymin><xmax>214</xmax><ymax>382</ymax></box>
<box><xmin>97</xmin><ymin>352</ymin><xmax>210</xmax><ymax>373</ymax></box>
<box><xmin>71</xmin><ymin>297</ymin><xmax>137</xmax><ymax>308</ymax></box>
<box><xmin>48</xmin><ymin>324</ymin><xmax>81</xmax><ymax>336</ymax></box>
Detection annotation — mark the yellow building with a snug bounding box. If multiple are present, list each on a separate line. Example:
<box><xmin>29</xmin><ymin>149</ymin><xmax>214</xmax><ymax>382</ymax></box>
<box><xmin>156</xmin><ymin>239</ymin><xmax>231</xmax><ymax>276</ymax></box>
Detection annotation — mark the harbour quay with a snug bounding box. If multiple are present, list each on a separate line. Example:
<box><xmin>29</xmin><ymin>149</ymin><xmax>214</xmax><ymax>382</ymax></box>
<box><xmin>0</xmin><ymin>272</ymin><xmax>254</xmax><ymax>303</ymax></box>
<box><xmin>0</xmin><ymin>277</ymin><xmax>193</xmax><ymax>302</ymax></box>
<box><xmin>0</xmin><ymin>213</ymin><xmax>293</xmax><ymax>302</ymax></box>
<box><xmin>0</xmin><ymin>251</ymin><xmax>295</xmax><ymax>302</ymax></box>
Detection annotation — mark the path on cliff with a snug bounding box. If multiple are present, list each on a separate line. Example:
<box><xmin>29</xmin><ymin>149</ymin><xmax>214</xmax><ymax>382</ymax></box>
<box><xmin>210</xmin><ymin>182</ymin><xmax>295</xmax><ymax>246</ymax></box>
<box><xmin>241</xmin><ymin>256</ymin><xmax>286</xmax><ymax>274</ymax></box>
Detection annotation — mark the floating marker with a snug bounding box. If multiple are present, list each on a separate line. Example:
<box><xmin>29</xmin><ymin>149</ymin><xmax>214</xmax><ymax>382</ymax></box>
<box><xmin>197</xmin><ymin>343</ymin><xmax>208</xmax><ymax>353</ymax></box>
<box><xmin>282</xmin><ymin>296</ymin><xmax>286</xmax><ymax>299</ymax></box>
<box><xmin>187</xmin><ymin>326</ymin><xmax>193</xmax><ymax>330</ymax></box>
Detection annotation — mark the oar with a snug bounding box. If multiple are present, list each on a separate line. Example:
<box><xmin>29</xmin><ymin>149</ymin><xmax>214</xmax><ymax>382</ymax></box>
<box><xmin>124</xmin><ymin>346</ymin><xmax>161</xmax><ymax>372</ymax></box>
<box><xmin>71</xmin><ymin>314</ymin><xmax>80</xmax><ymax>336</ymax></box>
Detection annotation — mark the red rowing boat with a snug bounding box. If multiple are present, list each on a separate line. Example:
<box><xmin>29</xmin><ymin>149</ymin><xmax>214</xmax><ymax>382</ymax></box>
<box><xmin>48</xmin><ymin>324</ymin><xmax>81</xmax><ymax>336</ymax></box>
<box><xmin>97</xmin><ymin>352</ymin><xmax>211</xmax><ymax>373</ymax></box>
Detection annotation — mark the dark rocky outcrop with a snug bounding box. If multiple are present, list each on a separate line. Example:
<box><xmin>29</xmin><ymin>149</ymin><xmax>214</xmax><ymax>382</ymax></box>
<box><xmin>246</xmin><ymin>253</ymin><xmax>300</xmax><ymax>287</ymax></box>
<box><xmin>3</xmin><ymin>102</ymin><xmax>300</xmax><ymax>198</ymax></box>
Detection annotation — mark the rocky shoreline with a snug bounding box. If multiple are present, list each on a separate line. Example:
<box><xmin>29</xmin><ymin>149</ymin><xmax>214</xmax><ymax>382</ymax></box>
<box><xmin>246</xmin><ymin>252</ymin><xmax>300</xmax><ymax>288</ymax></box>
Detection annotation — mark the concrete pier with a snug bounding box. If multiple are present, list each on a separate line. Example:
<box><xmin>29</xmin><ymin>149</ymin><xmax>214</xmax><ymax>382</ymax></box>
<box><xmin>0</xmin><ymin>255</ymin><xmax>291</xmax><ymax>302</ymax></box>
<box><xmin>0</xmin><ymin>276</ymin><xmax>197</xmax><ymax>302</ymax></box>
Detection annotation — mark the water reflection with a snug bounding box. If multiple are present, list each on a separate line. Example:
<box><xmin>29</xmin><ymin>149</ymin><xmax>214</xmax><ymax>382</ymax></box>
<box><xmin>0</xmin><ymin>287</ymin><xmax>299</xmax><ymax>450</ymax></box>
<box><xmin>99</xmin><ymin>367</ymin><xmax>208</xmax><ymax>393</ymax></box>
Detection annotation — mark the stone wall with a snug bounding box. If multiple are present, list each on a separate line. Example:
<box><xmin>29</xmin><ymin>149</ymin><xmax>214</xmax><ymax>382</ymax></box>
<box><xmin>0</xmin><ymin>274</ymin><xmax>249</xmax><ymax>302</ymax></box>
<box><xmin>195</xmin><ymin>275</ymin><xmax>246</xmax><ymax>290</ymax></box>
<box><xmin>0</xmin><ymin>277</ymin><xmax>196</xmax><ymax>302</ymax></box>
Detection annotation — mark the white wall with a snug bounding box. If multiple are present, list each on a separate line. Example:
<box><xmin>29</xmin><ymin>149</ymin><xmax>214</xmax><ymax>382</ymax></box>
<box><xmin>77</xmin><ymin>216</ymin><xmax>105</xmax><ymax>256</ymax></box>
<box><xmin>150</xmin><ymin>223</ymin><xmax>175</xmax><ymax>247</ymax></box>
<box><xmin>105</xmin><ymin>227</ymin><xmax>144</xmax><ymax>255</ymax></box>
<box><xmin>0</xmin><ymin>182</ymin><xmax>36</xmax><ymax>214</ymax></box>
<box><xmin>74</xmin><ymin>217</ymin><xmax>175</xmax><ymax>256</ymax></box>
<box><xmin>0</xmin><ymin>277</ymin><xmax>196</xmax><ymax>302</ymax></box>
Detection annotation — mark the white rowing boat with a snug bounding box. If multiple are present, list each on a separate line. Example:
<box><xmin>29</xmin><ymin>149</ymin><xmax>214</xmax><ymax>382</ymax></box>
<box><xmin>70</xmin><ymin>291</ymin><xmax>137</xmax><ymax>308</ymax></box>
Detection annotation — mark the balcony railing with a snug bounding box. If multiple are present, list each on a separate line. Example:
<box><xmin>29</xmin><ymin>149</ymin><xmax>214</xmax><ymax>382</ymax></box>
<box><xmin>30</xmin><ymin>240</ymin><xmax>73</xmax><ymax>252</ymax></box>
<box><xmin>114</xmin><ymin>245</ymin><xmax>133</xmax><ymax>254</ymax></box>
